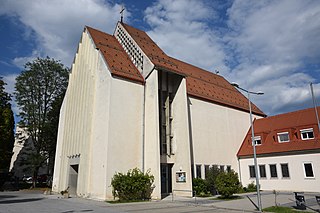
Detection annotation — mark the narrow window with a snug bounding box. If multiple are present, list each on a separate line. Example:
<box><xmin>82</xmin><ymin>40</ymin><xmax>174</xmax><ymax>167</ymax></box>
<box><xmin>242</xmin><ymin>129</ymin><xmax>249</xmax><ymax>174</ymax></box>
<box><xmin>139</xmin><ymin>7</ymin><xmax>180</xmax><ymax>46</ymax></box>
<box><xmin>226</xmin><ymin>165</ymin><xmax>231</xmax><ymax>172</ymax></box>
<box><xmin>300</xmin><ymin>128</ymin><xmax>314</xmax><ymax>140</ymax></box>
<box><xmin>249</xmin><ymin>165</ymin><xmax>256</xmax><ymax>178</ymax></box>
<box><xmin>281</xmin><ymin>163</ymin><xmax>290</xmax><ymax>178</ymax></box>
<box><xmin>220</xmin><ymin>165</ymin><xmax>225</xmax><ymax>172</ymax></box>
<box><xmin>277</xmin><ymin>132</ymin><xmax>290</xmax><ymax>142</ymax></box>
<box><xmin>259</xmin><ymin>165</ymin><xmax>266</xmax><ymax>178</ymax></box>
<box><xmin>196</xmin><ymin>165</ymin><xmax>202</xmax><ymax>178</ymax></box>
<box><xmin>204</xmin><ymin>165</ymin><xmax>210</xmax><ymax>178</ymax></box>
<box><xmin>253</xmin><ymin>136</ymin><xmax>262</xmax><ymax>145</ymax></box>
<box><xmin>304</xmin><ymin>163</ymin><xmax>314</xmax><ymax>178</ymax></box>
<box><xmin>269</xmin><ymin>164</ymin><xmax>278</xmax><ymax>178</ymax></box>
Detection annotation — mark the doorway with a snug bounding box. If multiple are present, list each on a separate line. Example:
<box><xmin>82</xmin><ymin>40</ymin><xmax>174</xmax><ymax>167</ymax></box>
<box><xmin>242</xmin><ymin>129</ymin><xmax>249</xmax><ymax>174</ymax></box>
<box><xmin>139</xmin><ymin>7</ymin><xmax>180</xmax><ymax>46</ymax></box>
<box><xmin>161</xmin><ymin>163</ymin><xmax>173</xmax><ymax>197</ymax></box>
<box><xmin>68</xmin><ymin>164</ymin><xmax>78</xmax><ymax>196</ymax></box>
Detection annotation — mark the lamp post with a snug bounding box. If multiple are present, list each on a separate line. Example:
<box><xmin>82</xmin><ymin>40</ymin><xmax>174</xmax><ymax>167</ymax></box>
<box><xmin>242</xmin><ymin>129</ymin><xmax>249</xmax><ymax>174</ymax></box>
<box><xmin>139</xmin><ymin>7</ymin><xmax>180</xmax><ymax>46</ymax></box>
<box><xmin>231</xmin><ymin>83</ymin><xmax>263</xmax><ymax>212</ymax></box>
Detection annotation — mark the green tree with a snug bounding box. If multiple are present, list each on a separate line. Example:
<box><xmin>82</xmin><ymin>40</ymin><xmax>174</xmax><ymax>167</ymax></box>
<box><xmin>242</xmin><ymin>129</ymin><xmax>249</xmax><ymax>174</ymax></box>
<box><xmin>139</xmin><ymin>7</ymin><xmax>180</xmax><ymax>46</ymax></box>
<box><xmin>0</xmin><ymin>77</ymin><xmax>15</xmax><ymax>188</ymax></box>
<box><xmin>205</xmin><ymin>166</ymin><xmax>222</xmax><ymax>195</ymax></box>
<box><xmin>14</xmin><ymin>57</ymin><xmax>68</xmax><ymax>187</ymax></box>
<box><xmin>215</xmin><ymin>170</ymin><xmax>241</xmax><ymax>198</ymax></box>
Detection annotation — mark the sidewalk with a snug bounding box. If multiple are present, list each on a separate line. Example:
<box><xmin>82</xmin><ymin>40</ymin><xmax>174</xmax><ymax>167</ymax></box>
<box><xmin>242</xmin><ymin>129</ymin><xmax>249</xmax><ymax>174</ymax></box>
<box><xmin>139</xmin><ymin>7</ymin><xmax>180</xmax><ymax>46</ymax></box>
<box><xmin>169</xmin><ymin>191</ymin><xmax>320</xmax><ymax>212</ymax></box>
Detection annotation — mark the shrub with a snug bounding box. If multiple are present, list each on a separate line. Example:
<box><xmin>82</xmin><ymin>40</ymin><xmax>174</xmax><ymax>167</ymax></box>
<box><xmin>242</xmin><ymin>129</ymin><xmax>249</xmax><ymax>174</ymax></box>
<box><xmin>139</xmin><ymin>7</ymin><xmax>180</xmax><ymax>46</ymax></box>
<box><xmin>215</xmin><ymin>170</ymin><xmax>241</xmax><ymax>198</ymax></box>
<box><xmin>111</xmin><ymin>168</ymin><xmax>154</xmax><ymax>201</ymax></box>
<box><xmin>192</xmin><ymin>178</ymin><xmax>210</xmax><ymax>197</ymax></box>
<box><xmin>205</xmin><ymin>166</ymin><xmax>222</xmax><ymax>195</ymax></box>
<box><xmin>245</xmin><ymin>182</ymin><xmax>257</xmax><ymax>192</ymax></box>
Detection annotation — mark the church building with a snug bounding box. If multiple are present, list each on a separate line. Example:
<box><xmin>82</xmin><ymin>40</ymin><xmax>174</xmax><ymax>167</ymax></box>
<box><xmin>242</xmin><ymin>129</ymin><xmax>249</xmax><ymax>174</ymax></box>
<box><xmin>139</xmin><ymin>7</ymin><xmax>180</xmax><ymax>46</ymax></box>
<box><xmin>52</xmin><ymin>21</ymin><xmax>265</xmax><ymax>200</ymax></box>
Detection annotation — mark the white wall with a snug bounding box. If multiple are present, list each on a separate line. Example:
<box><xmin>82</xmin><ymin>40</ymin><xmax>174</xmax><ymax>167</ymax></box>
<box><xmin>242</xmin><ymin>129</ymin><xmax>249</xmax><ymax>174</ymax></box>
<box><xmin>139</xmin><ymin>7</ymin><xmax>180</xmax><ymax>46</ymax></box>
<box><xmin>168</xmin><ymin>78</ymin><xmax>193</xmax><ymax>196</ymax></box>
<box><xmin>188</xmin><ymin>97</ymin><xmax>261</xmax><ymax>176</ymax></box>
<box><xmin>144</xmin><ymin>69</ymin><xmax>161</xmax><ymax>199</ymax></box>
<box><xmin>239</xmin><ymin>153</ymin><xmax>320</xmax><ymax>192</ymax></box>
<box><xmin>104</xmin><ymin>76</ymin><xmax>144</xmax><ymax>199</ymax></box>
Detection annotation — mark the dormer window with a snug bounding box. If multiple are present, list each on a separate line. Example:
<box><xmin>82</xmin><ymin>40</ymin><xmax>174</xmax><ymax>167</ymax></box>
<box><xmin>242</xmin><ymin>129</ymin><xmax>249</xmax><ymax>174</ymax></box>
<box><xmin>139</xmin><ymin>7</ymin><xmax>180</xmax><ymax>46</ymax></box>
<box><xmin>300</xmin><ymin>128</ymin><xmax>314</xmax><ymax>140</ymax></box>
<box><xmin>253</xmin><ymin>136</ymin><xmax>262</xmax><ymax>146</ymax></box>
<box><xmin>277</xmin><ymin>132</ymin><xmax>290</xmax><ymax>143</ymax></box>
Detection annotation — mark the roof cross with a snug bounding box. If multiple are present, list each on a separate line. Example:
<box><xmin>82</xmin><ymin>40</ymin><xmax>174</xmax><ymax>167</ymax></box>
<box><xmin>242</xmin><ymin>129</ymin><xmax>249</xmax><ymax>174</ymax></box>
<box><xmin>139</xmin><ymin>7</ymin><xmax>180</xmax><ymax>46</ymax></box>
<box><xmin>120</xmin><ymin>5</ymin><xmax>125</xmax><ymax>23</ymax></box>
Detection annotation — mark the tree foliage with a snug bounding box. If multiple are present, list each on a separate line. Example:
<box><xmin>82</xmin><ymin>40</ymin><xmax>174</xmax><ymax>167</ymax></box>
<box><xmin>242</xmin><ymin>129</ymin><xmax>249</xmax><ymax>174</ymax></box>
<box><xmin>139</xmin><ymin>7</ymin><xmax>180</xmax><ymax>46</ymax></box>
<box><xmin>0</xmin><ymin>77</ymin><xmax>14</xmax><ymax>188</ymax></box>
<box><xmin>111</xmin><ymin>168</ymin><xmax>155</xmax><ymax>201</ymax></box>
<box><xmin>14</xmin><ymin>57</ymin><xmax>69</xmax><ymax>184</ymax></box>
<box><xmin>205</xmin><ymin>166</ymin><xmax>222</xmax><ymax>195</ymax></box>
<box><xmin>215</xmin><ymin>170</ymin><xmax>241</xmax><ymax>198</ymax></box>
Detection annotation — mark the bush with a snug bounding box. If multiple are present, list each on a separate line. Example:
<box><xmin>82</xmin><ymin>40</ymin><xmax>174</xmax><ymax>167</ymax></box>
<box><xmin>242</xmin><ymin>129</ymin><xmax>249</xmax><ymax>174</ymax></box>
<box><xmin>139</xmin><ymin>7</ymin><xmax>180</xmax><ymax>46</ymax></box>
<box><xmin>111</xmin><ymin>168</ymin><xmax>154</xmax><ymax>201</ymax></box>
<box><xmin>205</xmin><ymin>166</ymin><xmax>222</xmax><ymax>195</ymax></box>
<box><xmin>192</xmin><ymin>178</ymin><xmax>210</xmax><ymax>197</ymax></box>
<box><xmin>245</xmin><ymin>182</ymin><xmax>257</xmax><ymax>192</ymax></box>
<box><xmin>215</xmin><ymin>170</ymin><xmax>241</xmax><ymax>198</ymax></box>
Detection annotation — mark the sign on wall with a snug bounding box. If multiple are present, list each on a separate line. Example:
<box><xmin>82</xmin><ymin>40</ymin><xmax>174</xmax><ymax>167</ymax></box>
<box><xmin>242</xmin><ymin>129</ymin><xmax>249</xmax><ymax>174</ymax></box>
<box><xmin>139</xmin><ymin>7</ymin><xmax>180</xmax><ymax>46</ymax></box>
<box><xmin>176</xmin><ymin>171</ymin><xmax>186</xmax><ymax>182</ymax></box>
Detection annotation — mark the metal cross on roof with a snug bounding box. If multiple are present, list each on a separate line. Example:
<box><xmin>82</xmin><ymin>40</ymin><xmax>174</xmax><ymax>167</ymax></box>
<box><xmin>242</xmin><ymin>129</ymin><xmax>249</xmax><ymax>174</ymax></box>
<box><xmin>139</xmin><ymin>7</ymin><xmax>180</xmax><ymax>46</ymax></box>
<box><xmin>120</xmin><ymin>5</ymin><xmax>125</xmax><ymax>23</ymax></box>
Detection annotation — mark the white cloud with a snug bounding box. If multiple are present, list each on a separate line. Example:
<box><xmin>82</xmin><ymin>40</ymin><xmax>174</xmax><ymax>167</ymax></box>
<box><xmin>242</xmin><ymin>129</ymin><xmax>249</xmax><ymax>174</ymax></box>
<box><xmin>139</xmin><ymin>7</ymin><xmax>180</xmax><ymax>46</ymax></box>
<box><xmin>144</xmin><ymin>0</ymin><xmax>320</xmax><ymax>115</ymax></box>
<box><xmin>224</xmin><ymin>0</ymin><xmax>320</xmax><ymax>115</ymax></box>
<box><xmin>12</xmin><ymin>50</ymin><xmax>40</xmax><ymax>69</ymax></box>
<box><xmin>2</xmin><ymin>73</ymin><xmax>19</xmax><ymax>118</ymax></box>
<box><xmin>0</xmin><ymin>0</ymin><xmax>126</xmax><ymax>67</ymax></box>
<box><xmin>144</xmin><ymin>0</ymin><xmax>228</xmax><ymax>73</ymax></box>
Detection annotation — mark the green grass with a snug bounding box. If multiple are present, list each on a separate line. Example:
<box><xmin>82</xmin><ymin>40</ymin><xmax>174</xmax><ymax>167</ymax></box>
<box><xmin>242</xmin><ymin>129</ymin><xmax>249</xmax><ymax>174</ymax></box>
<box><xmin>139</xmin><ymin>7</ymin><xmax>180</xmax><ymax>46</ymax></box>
<box><xmin>263</xmin><ymin>206</ymin><xmax>313</xmax><ymax>213</ymax></box>
<box><xmin>210</xmin><ymin>195</ymin><xmax>243</xmax><ymax>201</ymax></box>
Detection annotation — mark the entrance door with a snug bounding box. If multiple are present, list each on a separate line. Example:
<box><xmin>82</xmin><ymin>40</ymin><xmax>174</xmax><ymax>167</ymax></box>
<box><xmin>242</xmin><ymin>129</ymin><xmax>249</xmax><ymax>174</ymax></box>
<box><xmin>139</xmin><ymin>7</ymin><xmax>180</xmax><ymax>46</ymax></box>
<box><xmin>68</xmin><ymin>164</ymin><xmax>78</xmax><ymax>196</ymax></box>
<box><xmin>161</xmin><ymin>164</ymin><xmax>173</xmax><ymax>196</ymax></box>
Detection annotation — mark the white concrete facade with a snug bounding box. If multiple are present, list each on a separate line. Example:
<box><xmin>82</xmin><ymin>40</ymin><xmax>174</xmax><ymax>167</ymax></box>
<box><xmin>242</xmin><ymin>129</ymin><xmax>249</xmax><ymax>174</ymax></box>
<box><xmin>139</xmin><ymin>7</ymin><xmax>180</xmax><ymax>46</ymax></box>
<box><xmin>239</xmin><ymin>153</ymin><xmax>320</xmax><ymax>192</ymax></box>
<box><xmin>189</xmin><ymin>97</ymin><xmax>262</xmax><ymax>177</ymax></box>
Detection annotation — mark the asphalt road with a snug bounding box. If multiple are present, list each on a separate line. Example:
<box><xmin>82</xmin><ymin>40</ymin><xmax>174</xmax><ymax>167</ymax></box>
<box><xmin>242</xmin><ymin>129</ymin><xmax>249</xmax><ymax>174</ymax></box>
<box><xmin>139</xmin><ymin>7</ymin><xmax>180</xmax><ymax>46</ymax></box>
<box><xmin>0</xmin><ymin>190</ymin><xmax>249</xmax><ymax>213</ymax></box>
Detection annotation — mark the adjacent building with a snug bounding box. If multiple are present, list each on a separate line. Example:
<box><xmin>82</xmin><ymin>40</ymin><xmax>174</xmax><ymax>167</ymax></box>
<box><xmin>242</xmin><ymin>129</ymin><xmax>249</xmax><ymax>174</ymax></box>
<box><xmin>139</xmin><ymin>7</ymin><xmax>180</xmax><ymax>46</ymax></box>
<box><xmin>52</xmin><ymin>21</ymin><xmax>265</xmax><ymax>200</ymax></box>
<box><xmin>238</xmin><ymin>107</ymin><xmax>320</xmax><ymax>192</ymax></box>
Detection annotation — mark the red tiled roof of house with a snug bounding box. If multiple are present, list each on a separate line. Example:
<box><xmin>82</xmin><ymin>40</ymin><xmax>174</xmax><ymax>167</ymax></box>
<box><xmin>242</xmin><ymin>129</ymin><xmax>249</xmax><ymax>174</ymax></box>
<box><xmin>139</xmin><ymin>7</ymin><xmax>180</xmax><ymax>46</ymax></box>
<box><xmin>86</xmin><ymin>23</ymin><xmax>265</xmax><ymax>116</ymax></box>
<box><xmin>237</xmin><ymin>107</ymin><xmax>320</xmax><ymax>157</ymax></box>
<box><xmin>86</xmin><ymin>26</ymin><xmax>144</xmax><ymax>84</ymax></box>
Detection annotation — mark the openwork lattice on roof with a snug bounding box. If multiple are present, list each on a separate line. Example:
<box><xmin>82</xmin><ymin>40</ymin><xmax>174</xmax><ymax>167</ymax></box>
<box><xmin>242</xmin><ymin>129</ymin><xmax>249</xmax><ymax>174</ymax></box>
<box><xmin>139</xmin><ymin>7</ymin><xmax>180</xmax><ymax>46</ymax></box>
<box><xmin>115</xmin><ymin>25</ymin><xmax>144</xmax><ymax>71</ymax></box>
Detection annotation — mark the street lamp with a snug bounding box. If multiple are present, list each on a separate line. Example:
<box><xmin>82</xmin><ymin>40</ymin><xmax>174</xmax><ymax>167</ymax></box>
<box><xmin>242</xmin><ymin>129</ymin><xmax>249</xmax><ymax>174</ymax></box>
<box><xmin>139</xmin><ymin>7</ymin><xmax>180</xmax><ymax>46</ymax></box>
<box><xmin>231</xmin><ymin>82</ymin><xmax>264</xmax><ymax>212</ymax></box>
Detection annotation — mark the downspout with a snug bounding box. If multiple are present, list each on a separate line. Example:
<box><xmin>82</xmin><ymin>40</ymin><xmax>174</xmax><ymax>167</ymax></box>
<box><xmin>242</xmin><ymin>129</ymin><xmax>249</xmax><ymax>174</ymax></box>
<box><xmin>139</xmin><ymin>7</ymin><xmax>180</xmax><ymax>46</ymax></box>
<box><xmin>142</xmin><ymin>66</ymin><xmax>156</xmax><ymax>172</ymax></box>
<box><xmin>238</xmin><ymin>157</ymin><xmax>242</xmax><ymax>183</ymax></box>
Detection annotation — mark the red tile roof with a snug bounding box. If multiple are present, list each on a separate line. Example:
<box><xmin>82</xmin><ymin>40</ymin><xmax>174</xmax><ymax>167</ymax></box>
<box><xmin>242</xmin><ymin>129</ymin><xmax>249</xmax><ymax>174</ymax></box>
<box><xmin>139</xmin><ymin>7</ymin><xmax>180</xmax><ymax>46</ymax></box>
<box><xmin>121</xmin><ymin>23</ymin><xmax>265</xmax><ymax>116</ymax></box>
<box><xmin>86</xmin><ymin>26</ymin><xmax>144</xmax><ymax>84</ymax></box>
<box><xmin>237</xmin><ymin>107</ymin><xmax>320</xmax><ymax>157</ymax></box>
<box><xmin>86</xmin><ymin>23</ymin><xmax>265</xmax><ymax>116</ymax></box>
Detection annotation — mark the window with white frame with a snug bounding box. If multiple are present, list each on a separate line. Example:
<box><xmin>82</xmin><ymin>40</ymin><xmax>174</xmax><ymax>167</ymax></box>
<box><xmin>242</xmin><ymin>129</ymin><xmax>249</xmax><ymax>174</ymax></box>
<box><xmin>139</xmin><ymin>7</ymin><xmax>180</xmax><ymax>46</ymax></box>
<box><xmin>249</xmin><ymin>165</ymin><xmax>256</xmax><ymax>178</ymax></box>
<box><xmin>281</xmin><ymin>163</ymin><xmax>290</xmax><ymax>178</ymax></box>
<box><xmin>277</xmin><ymin>132</ymin><xmax>290</xmax><ymax>142</ymax></box>
<box><xmin>303</xmin><ymin>163</ymin><xmax>314</xmax><ymax>178</ymax></box>
<box><xmin>269</xmin><ymin>164</ymin><xmax>278</xmax><ymax>178</ymax></box>
<box><xmin>259</xmin><ymin>165</ymin><xmax>266</xmax><ymax>178</ymax></box>
<box><xmin>300</xmin><ymin>128</ymin><xmax>314</xmax><ymax>140</ymax></box>
<box><xmin>204</xmin><ymin>165</ymin><xmax>210</xmax><ymax>178</ymax></box>
<box><xmin>253</xmin><ymin>136</ymin><xmax>262</xmax><ymax>146</ymax></box>
<box><xmin>196</xmin><ymin>165</ymin><xmax>202</xmax><ymax>178</ymax></box>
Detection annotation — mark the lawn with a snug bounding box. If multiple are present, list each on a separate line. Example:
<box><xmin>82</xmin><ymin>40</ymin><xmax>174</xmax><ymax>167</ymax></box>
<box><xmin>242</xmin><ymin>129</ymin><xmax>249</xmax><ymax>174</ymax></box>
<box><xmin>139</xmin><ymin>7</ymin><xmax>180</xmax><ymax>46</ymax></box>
<box><xmin>263</xmin><ymin>206</ymin><xmax>313</xmax><ymax>213</ymax></box>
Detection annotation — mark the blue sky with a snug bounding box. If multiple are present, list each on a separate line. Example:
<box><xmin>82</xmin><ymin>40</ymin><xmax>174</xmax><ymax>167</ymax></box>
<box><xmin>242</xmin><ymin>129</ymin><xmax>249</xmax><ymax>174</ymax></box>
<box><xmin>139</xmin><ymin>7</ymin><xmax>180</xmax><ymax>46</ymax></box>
<box><xmin>1</xmin><ymin>0</ymin><xmax>320</xmax><ymax>117</ymax></box>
